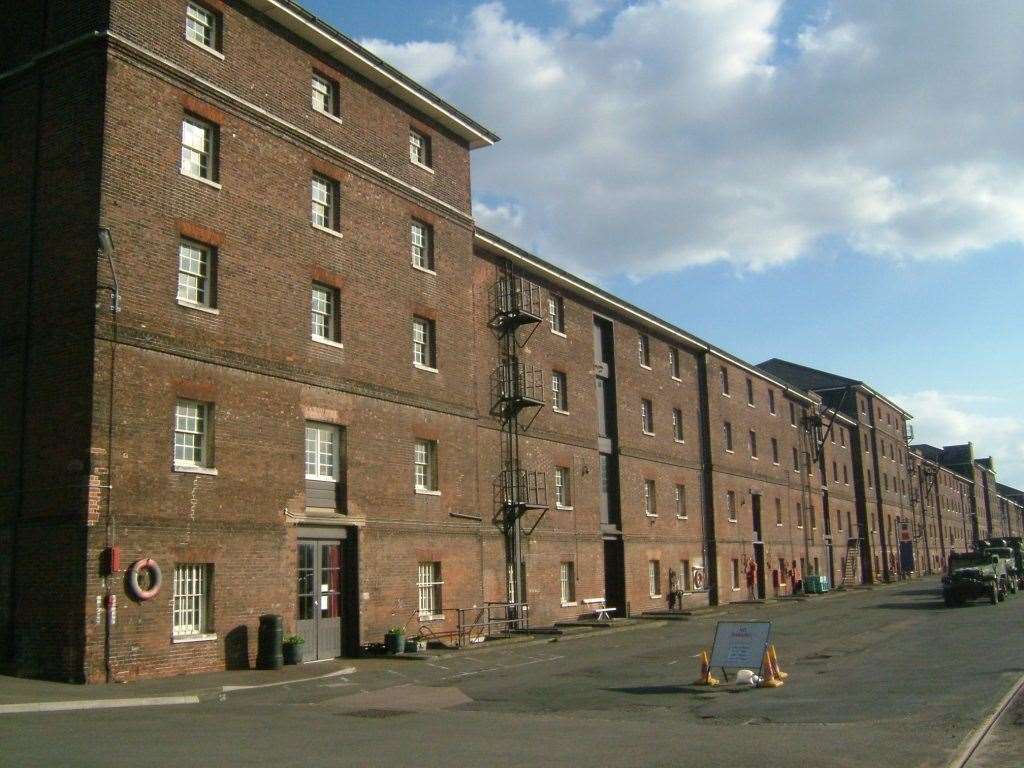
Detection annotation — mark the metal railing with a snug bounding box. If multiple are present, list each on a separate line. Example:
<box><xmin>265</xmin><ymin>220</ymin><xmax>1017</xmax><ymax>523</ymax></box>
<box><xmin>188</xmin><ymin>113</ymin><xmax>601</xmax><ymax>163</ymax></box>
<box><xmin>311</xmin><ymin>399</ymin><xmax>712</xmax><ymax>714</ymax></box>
<box><xmin>406</xmin><ymin>602</ymin><xmax>530</xmax><ymax>649</ymax></box>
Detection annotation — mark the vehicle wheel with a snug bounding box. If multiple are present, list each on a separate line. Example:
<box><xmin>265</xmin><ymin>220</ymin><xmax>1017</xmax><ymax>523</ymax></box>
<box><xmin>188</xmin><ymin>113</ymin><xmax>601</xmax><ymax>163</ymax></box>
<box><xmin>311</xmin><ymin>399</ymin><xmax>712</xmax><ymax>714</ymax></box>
<box><xmin>990</xmin><ymin>584</ymin><xmax>999</xmax><ymax>604</ymax></box>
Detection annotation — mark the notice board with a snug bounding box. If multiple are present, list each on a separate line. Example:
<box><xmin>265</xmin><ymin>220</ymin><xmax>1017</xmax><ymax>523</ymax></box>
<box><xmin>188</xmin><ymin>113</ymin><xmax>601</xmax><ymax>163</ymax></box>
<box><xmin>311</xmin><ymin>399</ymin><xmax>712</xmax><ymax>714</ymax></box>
<box><xmin>708</xmin><ymin>621</ymin><xmax>773</xmax><ymax>671</ymax></box>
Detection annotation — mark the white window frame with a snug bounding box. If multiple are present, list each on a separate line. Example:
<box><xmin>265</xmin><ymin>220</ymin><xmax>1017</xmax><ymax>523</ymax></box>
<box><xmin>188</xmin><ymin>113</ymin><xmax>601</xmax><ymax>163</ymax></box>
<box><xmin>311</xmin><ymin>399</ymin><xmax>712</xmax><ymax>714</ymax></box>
<box><xmin>311</xmin><ymin>283</ymin><xmax>340</xmax><ymax>345</ymax></box>
<box><xmin>641</xmin><ymin>398</ymin><xmax>654</xmax><ymax>435</ymax></box>
<box><xmin>555</xmin><ymin>466</ymin><xmax>572</xmax><ymax>508</ymax></box>
<box><xmin>638</xmin><ymin>334</ymin><xmax>651</xmax><ymax>368</ymax></box>
<box><xmin>180</xmin><ymin>115</ymin><xmax>218</xmax><ymax>184</ymax></box>
<box><xmin>174</xmin><ymin>399</ymin><xmax>213</xmax><ymax>471</ymax></box>
<box><xmin>669</xmin><ymin>348</ymin><xmax>681</xmax><ymax>380</ymax></box>
<box><xmin>411</xmin><ymin>220</ymin><xmax>434</xmax><ymax>272</ymax></box>
<box><xmin>305</xmin><ymin>422</ymin><xmax>339</xmax><ymax>481</ymax></box>
<box><xmin>311</xmin><ymin>174</ymin><xmax>341</xmax><ymax>234</ymax></box>
<box><xmin>672</xmin><ymin>408</ymin><xmax>684</xmax><ymax>442</ymax></box>
<box><xmin>644</xmin><ymin>479</ymin><xmax>657</xmax><ymax>517</ymax></box>
<box><xmin>648</xmin><ymin>560</ymin><xmax>662</xmax><ymax>598</ymax></box>
<box><xmin>177</xmin><ymin>238</ymin><xmax>214</xmax><ymax>309</ymax></box>
<box><xmin>412</xmin><ymin>316</ymin><xmax>437</xmax><ymax>370</ymax></box>
<box><xmin>551</xmin><ymin>371</ymin><xmax>568</xmax><ymax>413</ymax></box>
<box><xmin>548</xmin><ymin>295</ymin><xmax>565</xmax><ymax>335</ymax></box>
<box><xmin>409</xmin><ymin>129</ymin><xmax>431</xmax><ymax>169</ymax></box>
<box><xmin>559</xmin><ymin>561</ymin><xmax>576</xmax><ymax>606</ymax></box>
<box><xmin>172</xmin><ymin>564</ymin><xmax>214</xmax><ymax>641</ymax></box>
<box><xmin>311</xmin><ymin>72</ymin><xmax>340</xmax><ymax>119</ymax></box>
<box><xmin>414</xmin><ymin>439</ymin><xmax>439</xmax><ymax>493</ymax></box>
<box><xmin>185</xmin><ymin>2</ymin><xmax>221</xmax><ymax>55</ymax></box>
<box><xmin>417</xmin><ymin>562</ymin><xmax>443</xmax><ymax>620</ymax></box>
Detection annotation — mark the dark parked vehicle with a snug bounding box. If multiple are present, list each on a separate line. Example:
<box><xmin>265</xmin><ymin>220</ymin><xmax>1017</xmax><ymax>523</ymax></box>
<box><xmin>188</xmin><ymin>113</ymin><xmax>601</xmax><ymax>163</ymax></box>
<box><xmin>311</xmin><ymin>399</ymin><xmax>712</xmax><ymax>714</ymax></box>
<box><xmin>942</xmin><ymin>552</ymin><xmax>1002</xmax><ymax>607</ymax></box>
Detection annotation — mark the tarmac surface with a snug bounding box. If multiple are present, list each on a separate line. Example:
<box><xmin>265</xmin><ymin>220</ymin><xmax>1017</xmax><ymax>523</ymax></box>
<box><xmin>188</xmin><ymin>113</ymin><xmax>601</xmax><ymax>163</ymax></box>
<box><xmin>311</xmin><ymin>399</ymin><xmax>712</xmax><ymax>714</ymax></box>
<box><xmin>2</xmin><ymin>577</ymin><xmax>1023</xmax><ymax>767</ymax></box>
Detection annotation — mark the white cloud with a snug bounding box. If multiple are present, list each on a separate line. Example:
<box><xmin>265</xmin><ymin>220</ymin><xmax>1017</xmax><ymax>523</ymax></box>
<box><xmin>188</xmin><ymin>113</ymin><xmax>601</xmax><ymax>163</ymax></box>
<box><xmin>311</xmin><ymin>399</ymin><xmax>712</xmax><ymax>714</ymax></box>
<box><xmin>365</xmin><ymin>1</ymin><xmax>1024</xmax><ymax>276</ymax></box>
<box><xmin>554</xmin><ymin>0</ymin><xmax>621</xmax><ymax>26</ymax></box>
<box><xmin>359</xmin><ymin>39</ymin><xmax>462</xmax><ymax>83</ymax></box>
<box><xmin>893</xmin><ymin>391</ymin><xmax>1024</xmax><ymax>488</ymax></box>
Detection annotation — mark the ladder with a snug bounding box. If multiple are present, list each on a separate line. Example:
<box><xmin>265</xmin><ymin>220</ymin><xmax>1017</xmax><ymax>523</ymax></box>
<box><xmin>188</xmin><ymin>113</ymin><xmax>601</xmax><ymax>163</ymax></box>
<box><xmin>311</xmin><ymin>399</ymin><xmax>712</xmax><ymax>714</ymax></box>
<box><xmin>838</xmin><ymin>538</ymin><xmax>860</xmax><ymax>588</ymax></box>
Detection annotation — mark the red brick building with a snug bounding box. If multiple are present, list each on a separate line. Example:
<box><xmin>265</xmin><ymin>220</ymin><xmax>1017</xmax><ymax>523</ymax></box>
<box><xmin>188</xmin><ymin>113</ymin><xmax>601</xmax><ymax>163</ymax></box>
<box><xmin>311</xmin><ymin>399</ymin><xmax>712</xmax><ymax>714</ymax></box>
<box><xmin>3</xmin><ymin>0</ymin><xmax>1020</xmax><ymax>684</ymax></box>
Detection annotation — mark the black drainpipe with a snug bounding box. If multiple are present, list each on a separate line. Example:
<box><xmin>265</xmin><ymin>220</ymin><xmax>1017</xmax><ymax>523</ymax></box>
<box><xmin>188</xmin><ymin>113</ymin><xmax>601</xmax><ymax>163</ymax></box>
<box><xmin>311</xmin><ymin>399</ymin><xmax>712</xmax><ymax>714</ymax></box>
<box><xmin>696</xmin><ymin>352</ymin><xmax>719</xmax><ymax>606</ymax></box>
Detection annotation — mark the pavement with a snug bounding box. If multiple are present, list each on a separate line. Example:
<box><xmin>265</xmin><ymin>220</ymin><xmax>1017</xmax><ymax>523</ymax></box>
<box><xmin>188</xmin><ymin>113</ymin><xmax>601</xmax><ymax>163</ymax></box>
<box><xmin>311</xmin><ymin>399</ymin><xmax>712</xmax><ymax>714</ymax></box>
<box><xmin>1</xmin><ymin>577</ymin><xmax>1022</xmax><ymax>767</ymax></box>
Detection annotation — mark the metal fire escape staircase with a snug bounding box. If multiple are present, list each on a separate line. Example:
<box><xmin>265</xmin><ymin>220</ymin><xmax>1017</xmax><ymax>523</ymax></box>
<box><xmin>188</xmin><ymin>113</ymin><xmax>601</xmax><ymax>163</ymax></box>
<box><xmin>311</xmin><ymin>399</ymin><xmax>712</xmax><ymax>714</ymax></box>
<box><xmin>488</xmin><ymin>265</ymin><xmax>548</xmax><ymax>619</ymax></box>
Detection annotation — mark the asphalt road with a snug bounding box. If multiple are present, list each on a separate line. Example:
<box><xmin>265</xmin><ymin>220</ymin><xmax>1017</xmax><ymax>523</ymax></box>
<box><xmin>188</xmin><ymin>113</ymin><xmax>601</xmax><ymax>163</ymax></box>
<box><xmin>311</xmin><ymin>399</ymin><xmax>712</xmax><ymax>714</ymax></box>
<box><xmin>3</xmin><ymin>578</ymin><xmax>1023</xmax><ymax>768</ymax></box>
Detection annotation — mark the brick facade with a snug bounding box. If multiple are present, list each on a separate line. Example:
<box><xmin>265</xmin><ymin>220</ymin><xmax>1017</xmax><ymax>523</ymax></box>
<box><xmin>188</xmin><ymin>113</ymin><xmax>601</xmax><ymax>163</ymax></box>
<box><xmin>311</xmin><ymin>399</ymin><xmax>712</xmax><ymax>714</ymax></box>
<box><xmin>3</xmin><ymin>0</ymin><xmax>1019</xmax><ymax>683</ymax></box>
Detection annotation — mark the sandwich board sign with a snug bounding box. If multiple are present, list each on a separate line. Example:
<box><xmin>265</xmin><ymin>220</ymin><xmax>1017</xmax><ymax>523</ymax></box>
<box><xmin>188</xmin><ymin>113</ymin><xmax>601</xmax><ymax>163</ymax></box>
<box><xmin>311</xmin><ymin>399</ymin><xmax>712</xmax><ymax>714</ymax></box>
<box><xmin>708</xmin><ymin>621</ymin><xmax>772</xmax><ymax>679</ymax></box>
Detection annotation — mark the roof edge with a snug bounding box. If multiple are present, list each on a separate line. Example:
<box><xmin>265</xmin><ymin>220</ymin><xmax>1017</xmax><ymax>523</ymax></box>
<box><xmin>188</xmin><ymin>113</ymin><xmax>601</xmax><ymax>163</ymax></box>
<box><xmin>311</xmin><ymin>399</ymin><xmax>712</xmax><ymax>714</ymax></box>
<box><xmin>245</xmin><ymin>0</ymin><xmax>499</xmax><ymax>148</ymax></box>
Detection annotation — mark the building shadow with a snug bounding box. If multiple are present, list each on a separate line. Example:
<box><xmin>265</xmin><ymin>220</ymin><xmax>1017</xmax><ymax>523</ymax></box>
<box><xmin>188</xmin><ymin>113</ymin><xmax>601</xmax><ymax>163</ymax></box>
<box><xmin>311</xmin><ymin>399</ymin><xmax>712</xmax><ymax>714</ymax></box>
<box><xmin>224</xmin><ymin>625</ymin><xmax>251</xmax><ymax>670</ymax></box>
<box><xmin>874</xmin><ymin>601</ymin><xmax>952</xmax><ymax>611</ymax></box>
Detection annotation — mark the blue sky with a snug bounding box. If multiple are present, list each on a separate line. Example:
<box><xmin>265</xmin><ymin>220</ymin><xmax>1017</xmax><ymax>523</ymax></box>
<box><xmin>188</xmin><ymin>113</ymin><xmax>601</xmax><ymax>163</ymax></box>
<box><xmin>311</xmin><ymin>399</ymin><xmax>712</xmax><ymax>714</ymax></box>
<box><xmin>307</xmin><ymin>1</ymin><xmax>1024</xmax><ymax>486</ymax></box>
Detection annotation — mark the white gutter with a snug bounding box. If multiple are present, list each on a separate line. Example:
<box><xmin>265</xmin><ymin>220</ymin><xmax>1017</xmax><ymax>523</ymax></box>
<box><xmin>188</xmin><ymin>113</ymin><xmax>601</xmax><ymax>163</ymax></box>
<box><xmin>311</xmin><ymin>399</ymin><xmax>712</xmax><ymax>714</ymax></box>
<box><xmin>245</xmin><ymin>0</ymin><xmax>498</xmax><ymax>149</ymax></box>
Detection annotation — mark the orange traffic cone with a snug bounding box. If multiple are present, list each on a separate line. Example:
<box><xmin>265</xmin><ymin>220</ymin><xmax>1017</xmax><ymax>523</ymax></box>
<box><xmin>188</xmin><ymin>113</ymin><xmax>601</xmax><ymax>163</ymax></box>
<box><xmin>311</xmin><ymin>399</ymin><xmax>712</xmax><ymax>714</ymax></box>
<box><xmin>759</xmin><ymin>650</ymin><xmax>783</xmax><ymax>687</ymax></box>
<box><xmin>693</xmin><ymin>650</ymin><xmax>719</xmax><ymax>686</ymax></box>
<box><xmin>770</xmin><ymin>645</ymin><xmax>789</xmax><ymax>680</ymax></box>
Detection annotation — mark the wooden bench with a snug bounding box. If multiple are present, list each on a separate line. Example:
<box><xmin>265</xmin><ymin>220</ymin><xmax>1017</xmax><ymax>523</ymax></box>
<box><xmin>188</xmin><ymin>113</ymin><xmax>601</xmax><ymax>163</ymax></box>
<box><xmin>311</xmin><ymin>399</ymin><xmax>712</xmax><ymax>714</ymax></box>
<box><xmin>582</xmin><ymin>597</ymin><xmax>617</xmax><ymax>621</ymax></box>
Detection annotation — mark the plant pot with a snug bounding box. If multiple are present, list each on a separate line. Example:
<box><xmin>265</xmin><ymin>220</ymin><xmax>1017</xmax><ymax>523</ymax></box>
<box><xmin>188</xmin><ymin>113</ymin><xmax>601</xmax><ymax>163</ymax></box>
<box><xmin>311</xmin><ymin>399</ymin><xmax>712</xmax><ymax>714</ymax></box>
<box><xmin>282</xmin><ymin>643</ymin><xmax>304</xmax><ymax>665</ymax></box>
<box><xmin>384</xmin><ymin>632</ymin><xmax>405</xmax><ymax>654</ymax></box>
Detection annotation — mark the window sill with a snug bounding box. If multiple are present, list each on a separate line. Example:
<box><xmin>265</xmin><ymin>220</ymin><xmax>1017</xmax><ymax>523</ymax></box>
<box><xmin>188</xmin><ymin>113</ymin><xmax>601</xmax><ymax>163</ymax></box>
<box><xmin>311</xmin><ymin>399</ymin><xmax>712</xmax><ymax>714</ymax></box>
<box><xmin>676</xmin><ymin>515</ymin><xmax>688</xmax><ymax>521</ymax></box>
<box><xmin>181</xmin><ymin>171</ymin><xmax>222</xmax><ymax>190</ymax></box>
<box><xmin>642</xmin><ymin>430</ymin><xmax>655</xmax><ymax>437</ymax></box>
<box><xmin>415</xmin><ymin>488</ymin><xmax>441</xmax><ymax>497</ymax></box>
<box><xmin>556</xmin><ymin>504</ymin><xmax>574</xmax><ymax>511</ymax></box>
<box><xmin>172</xmin><ymin>632</ymin><xmax>217</xmax><ymax>644</ymax></box>
<box><xmin>776</xmin><ymin>523</ymin><xmax>784</xmax><ymax>527</ymax></box>
<box><xmin>177</xmin><ymin>299</ymin><xmax>220</xmax><ymax>315</ymax></box>
<box><xmin>728</xmin><ymin>518</ymin><xmax>737</xmax><ymax>524</ymax></box>
<box><xmin>553</xmin><ymin>408</ymin><xmax>570</xmax><ymax>416</ymax></box>
<box><xmin>640</xmin><ymin>364</ymin><xmax>652</xmax><ymax>371</ymax></box>
<box><xmin>772</xmin><ymin>461</ymin><xmax>780</xmax><ymax>466</ymax></box>
<box><xmin>410</xmin><ymin>160</ymin><xmax>435</xmax><ymax>174</ymax></box>
<box><xmin>725</xmin><ymin>449</ymin><xmax>734</xmax><ymax>454</ymax></box>
<box><xmin>185</xmin><ymin>37</ymin><xmax>225</xmax><ymax>60</ymax></box>
<box><xmin>414</xmin><ymin>363</ymin><xmax>439</xmax><ymax>373</ymax></box>
<box><xmin>751</xmin><ymin>456</ymin><xmax>759</xmax><ymax>461</ymax></box>
<box><xmin>174</xmin><ymin>464</ymin><xmax>218</xmax><ymax>476</ymax></box>
<box><xmin>650</xmin><ymin>593</ymin><xmax>662</xmax><ymax>599</ymax></box>
<box><xmin>722</xmin><ymin>393</ymin><xmax>731</xmax><ymax>398</ymax></box>
<box><xmin>315</xmin><ymin>109</ymin><xmax>344</xmax><ymax>126</ymax></box>
<box><xmin>645</xmin><ymin>513</ymin><xmax>658</xmax><ymax>519</ymax></box>
<box><xmin>747</xmin><ymin>403</ymin><xmax>755</xmax><ymax>408</ymax></box>
<box><xmin>312</xmin><ymin>335</ymin><xmax>344</xmax><ymax>350</ymax></box>
<box><xmin>312</xmin><ymin>223</ymin><xmax>344</xmax><ymax>239</ymax></box>
<box><xmin>560</xmin><ymin>602</ymin><xmax>578</xmax><ymax>608</ymax></box>
<box><xmin>671</xmin><ymin>375</ymin><xmax>682</xmax><ymax>382</ymax></box>
<box><xmin>550</xmin><ymin>329</ymin><xmax>567</xmax><ymax>338</ymax></box>
<box><xmin>305</xmin><ymin>475</ymin><xmax>338</xmax><ymax>483</ymax></box>
<box><xmin>674</xmin><ymin>438</ymin><xmax>685</xmax><ymax>444</ymax></box>
<box><xmin>418</xmin><ymin>614</ymin><xmax>444</xmax><ymax>622</ymax></box>
<box><xmin>731</xmin><ymin>587</ymin><xmax>741</xmax><ymax>592</ymax></box>
<box><xmin>412</xmin><ymin>263</ymin><xmax>437</xmax><ymax>276</ymax></box>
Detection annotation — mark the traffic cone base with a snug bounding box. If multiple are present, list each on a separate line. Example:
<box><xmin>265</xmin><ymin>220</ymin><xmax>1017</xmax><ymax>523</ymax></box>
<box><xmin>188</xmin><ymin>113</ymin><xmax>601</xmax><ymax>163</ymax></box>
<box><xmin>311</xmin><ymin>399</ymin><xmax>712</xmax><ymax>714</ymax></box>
<box><xmin>759</xmin><ymin>651</ymin><xmax>784</xmax><ymax>688</ymax></box>
<box><xmin>770</xmin><ymin>645</ymin><xmax>789</xmax><ymax>680</ymax></box>
<box><xmin>693</xmin><ymin>650</ymin><xmax>720</xmax><ymax>686</ymax></box>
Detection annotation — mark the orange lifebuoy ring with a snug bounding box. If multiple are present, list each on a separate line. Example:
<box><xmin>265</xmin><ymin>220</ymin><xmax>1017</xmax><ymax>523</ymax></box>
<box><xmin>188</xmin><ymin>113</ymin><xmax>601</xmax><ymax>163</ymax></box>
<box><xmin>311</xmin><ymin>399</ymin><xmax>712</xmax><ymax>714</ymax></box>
<box><xmin>128</xmin><ymin>558</ymin><xmax>162</xmax><ymax>601</ymax></box>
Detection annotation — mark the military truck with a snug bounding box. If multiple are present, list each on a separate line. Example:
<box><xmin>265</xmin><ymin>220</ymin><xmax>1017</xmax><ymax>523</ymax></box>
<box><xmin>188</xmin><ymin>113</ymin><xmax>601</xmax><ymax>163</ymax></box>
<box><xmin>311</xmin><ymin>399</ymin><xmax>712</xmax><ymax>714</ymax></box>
<box><xmin>942</xmin><ymin>552</ymin><xmax>1003</xmax><ymax>607</ymax></box>
<box><xmin>989</xmin><ymin>537</ymin><xmax>1024</xmax><ymax>590</ymax></box>
<box><xmin>981</xmin><ymin>546</ymin><xmax>1018</xmax><ymax>596</ymax></box>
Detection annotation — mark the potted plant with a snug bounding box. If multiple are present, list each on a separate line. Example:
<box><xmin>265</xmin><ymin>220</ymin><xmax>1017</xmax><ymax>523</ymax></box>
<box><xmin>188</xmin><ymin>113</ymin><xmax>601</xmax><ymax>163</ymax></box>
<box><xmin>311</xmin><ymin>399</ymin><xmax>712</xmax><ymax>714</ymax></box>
<box><xmin>404</xmin><ymin>635</ymin><xmax>427</xmax><ymax>653</ymax></box>
<box><xmin>384</xmin><ymin>626</ymin><xmax>405</xmax><ymax>655</ymax></box>
<box><xmin>282</xmin><ymin>635</ymin><xmax>305</xmax><ymax>665</ymax></box>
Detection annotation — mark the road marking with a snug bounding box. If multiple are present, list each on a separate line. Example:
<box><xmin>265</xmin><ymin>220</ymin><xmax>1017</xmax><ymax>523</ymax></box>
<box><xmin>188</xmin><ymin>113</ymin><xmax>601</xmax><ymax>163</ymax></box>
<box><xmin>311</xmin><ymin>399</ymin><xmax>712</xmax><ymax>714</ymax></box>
<box><xmin>0</xmin><ymin>696</ymin><xmax>199</xmax><ymax>714</ymax></box>
<box><xmin>222</xmin><ymin>668</ymin><xmax>354</xmax><ymax>692</ymax></box>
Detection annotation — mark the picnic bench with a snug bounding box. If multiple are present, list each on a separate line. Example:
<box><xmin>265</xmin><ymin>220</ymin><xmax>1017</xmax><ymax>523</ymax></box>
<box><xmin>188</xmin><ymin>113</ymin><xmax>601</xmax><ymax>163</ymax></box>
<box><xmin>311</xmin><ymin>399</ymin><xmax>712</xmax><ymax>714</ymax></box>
<box><xmin>582</xmin><ymin>597</ymin><xmax>616</xmax><ymax>621</ymax></box>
